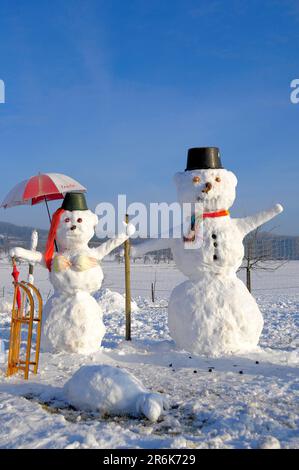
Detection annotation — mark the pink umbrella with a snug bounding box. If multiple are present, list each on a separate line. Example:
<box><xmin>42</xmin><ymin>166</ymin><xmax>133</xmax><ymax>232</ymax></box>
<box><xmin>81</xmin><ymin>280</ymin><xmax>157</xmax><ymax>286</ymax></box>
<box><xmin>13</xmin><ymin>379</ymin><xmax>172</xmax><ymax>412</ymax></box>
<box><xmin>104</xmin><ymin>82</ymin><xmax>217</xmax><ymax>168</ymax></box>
<box><xmin>2</xmin><ymin>172</ymin><xmax>86</xmax><ymax>207</ymax></box>
<box><xmin>1</xmin><ymin>172</ymin><xmax>86</xmax><ymax>222</ymax></box>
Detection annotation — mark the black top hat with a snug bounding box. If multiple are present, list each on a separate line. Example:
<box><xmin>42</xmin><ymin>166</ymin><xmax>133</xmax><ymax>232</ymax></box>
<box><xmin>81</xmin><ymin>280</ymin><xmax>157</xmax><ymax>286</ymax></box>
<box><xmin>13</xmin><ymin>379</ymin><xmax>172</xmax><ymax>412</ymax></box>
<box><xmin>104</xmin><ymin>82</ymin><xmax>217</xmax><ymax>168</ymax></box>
<box><xmin>185</xmin><ymin>147</ymin><xmax>222</xmax><ymax>171</ymax></box>
<box><xmin>61</xmin><ymin>192</ymin><xmax>88</xmax><ymax>211</ymax></box>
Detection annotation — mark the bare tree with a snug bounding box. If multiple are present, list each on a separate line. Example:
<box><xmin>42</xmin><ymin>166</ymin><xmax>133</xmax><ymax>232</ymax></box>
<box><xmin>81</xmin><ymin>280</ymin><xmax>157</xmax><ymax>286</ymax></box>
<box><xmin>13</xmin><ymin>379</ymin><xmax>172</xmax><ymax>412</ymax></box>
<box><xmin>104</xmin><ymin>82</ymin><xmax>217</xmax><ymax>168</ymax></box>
<box><xmin>240</xmin><ymin>227</ymin><xmax>289</xmax><ymax>292</ymax></box>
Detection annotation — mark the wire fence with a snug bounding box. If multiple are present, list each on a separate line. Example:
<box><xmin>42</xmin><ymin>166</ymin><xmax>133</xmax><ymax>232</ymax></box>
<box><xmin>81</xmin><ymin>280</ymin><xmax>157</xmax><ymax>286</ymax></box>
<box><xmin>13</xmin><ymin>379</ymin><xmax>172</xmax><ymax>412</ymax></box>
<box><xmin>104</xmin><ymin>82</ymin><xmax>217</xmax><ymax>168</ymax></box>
<box><xmin>101</xmin><ymin>260</ymin><xmax>299</xmax><ymax>299</ymax></box>
<box><xmin>1</xmin><ymin>259</ymin><xmax>299</xmax><ymax>303</ymax></box>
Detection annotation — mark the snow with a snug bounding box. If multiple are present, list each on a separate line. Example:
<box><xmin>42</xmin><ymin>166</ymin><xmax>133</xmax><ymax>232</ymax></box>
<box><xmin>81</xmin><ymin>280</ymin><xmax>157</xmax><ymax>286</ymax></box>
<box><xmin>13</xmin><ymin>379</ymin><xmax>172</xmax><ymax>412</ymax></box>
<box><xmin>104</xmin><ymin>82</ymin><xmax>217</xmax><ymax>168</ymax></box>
<box><xmin>0</xmin><ymin>259</ymin><xmax>298</xmax><ymax>449</ymax></box>
<box><xmin>63</xmin><ymin>364</ymin><xmax>168</xmax><ymax>422</ymax></box>
<box><xmin>95</xmin><ymin>288</ymin><xmax>138</xmax><ymax>315</ymax></box>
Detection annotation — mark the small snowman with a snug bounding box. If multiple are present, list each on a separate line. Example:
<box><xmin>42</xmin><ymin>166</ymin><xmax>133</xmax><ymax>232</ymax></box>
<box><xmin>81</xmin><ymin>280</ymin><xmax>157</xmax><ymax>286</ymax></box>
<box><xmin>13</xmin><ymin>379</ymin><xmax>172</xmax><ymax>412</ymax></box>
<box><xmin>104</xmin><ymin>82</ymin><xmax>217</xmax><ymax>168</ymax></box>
<box><xmin>132</xmin><ymin>148</ymin><xmax>283</xmax><ymax>356</ymax></box>
<box><xmin>10</xmin><ymin>192</ymin><xmax>135</xmax><ymax>354</ymax></box>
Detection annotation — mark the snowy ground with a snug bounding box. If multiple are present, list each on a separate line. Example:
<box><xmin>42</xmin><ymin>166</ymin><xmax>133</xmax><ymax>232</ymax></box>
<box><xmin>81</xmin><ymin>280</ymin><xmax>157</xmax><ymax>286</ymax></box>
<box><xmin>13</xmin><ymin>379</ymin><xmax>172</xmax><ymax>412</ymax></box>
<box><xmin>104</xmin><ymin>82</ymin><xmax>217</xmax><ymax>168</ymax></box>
<box><xmin>0</xmin><ymin>259</ymin><xmax>298</xmax><ymax>449</ymax></box>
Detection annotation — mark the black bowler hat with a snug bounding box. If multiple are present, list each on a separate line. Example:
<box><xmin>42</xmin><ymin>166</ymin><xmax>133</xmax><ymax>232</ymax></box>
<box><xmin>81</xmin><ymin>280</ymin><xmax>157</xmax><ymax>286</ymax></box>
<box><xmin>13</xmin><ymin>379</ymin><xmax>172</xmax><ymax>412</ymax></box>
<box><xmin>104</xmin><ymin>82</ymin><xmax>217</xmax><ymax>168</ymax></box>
<box><xmin>185</xmin><ymin>147</ymin><xmax>222</xmax><ymax>171</ymax></box>
<box><xmin>61</xmin><ymin>192</ymin><xmax>88</xmax><ymax>211</ymax></box>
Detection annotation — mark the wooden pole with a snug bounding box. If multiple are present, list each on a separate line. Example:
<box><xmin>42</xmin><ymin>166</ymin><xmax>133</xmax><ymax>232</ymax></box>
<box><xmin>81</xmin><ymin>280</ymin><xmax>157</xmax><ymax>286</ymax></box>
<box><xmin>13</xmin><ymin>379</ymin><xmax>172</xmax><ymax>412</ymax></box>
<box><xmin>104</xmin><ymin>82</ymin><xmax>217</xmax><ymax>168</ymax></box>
<box><xmin>124</xmin><ymin>214</ymin><xmax>131</xmax><ymax>340</ymax></box>
<box><xmin>28</xmin><ymin>230</ymin><xmax>38</xmax><ymax>283</ymax></box>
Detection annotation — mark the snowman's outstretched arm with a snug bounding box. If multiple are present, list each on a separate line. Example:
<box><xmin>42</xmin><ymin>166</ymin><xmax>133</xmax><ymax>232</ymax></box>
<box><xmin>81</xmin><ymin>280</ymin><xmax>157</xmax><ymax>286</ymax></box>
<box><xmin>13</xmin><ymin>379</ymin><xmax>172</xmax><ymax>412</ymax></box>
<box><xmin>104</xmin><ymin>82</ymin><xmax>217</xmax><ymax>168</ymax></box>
<box><xmin>95</xmin><ymin>222</ymin><xmax>136</xmax><ymax>260</ymax></box>
<box><xmin>9</xmin><ymin>247</ymin><xmax>44</xmax><ymax>265</ymax></box>
<box><xmin>131</xmin><ymin>238</ymin><xmax>172</xmax><ymax>258</ymax></box>
<box><xmin>236</xmin><ymin>204</ymin><xmax>283</xmax><ymax>237</ymax></box>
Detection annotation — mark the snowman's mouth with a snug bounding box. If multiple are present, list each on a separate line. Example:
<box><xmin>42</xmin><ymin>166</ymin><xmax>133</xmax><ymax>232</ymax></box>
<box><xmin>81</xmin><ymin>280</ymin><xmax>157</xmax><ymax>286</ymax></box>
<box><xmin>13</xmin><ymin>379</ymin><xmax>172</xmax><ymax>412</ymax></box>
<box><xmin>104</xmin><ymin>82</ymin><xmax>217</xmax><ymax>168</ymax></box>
<box><xmin>198</xmin><ymin>190</ymin><xmax>214</xmax><ymax>202</ymax></box>
<box><xmin>65</xmin><ymin>230</ymin><xmax>80</xmax><ymax>238</ymax></box>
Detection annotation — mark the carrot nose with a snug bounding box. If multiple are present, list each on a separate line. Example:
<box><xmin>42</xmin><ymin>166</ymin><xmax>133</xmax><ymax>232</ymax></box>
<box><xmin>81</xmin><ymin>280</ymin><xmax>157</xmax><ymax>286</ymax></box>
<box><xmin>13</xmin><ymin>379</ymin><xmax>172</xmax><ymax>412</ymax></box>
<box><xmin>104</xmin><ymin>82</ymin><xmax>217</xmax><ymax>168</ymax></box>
<box><xmin>202</xmin><ymin>182</ymin><xmax>212</xmax><ymax>193</ymax></box>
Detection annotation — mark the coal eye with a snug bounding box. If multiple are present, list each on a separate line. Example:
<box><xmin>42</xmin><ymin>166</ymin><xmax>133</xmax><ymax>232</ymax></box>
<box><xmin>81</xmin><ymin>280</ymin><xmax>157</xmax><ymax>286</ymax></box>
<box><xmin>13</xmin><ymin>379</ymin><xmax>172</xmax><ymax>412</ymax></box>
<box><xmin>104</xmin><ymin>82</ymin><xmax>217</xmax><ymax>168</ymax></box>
<box><xmin>215</xmin><ymin>177</ymin><xmax>221</xmax><ymax>182</ymax></box>
<box><xmin>77</xmin><ymin>218</ymin><xmax>82</xmax><ymax>223</ymax></box>
<box><xmin>65</xmin><ymin>218</ymin><xmax>70</xmax><ymax>223</ymax></box>
<box><xmin>192</xmin><ymin>176</ymin><xmax>201</xmax><ymax>185</ymax></box>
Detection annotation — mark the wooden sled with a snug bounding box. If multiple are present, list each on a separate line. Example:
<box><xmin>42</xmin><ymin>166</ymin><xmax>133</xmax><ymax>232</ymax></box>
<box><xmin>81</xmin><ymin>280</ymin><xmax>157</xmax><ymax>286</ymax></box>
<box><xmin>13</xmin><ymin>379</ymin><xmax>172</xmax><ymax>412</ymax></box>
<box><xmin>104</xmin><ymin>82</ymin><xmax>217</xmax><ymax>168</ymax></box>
<box><xmin>7</xmin><ymin>281</ymin><xmax>43</xmax><ymax>380</ymax></box>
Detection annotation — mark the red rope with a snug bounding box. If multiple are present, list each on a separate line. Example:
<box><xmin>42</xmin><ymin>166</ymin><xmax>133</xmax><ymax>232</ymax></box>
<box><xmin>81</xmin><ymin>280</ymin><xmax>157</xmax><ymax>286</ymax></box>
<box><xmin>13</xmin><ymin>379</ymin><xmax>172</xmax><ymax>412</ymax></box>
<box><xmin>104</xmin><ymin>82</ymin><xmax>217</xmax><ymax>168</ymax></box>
<box><xmin>44</xmin><ymin>208</ymin><xmax>65</xmax><ymax>271</ymax></box>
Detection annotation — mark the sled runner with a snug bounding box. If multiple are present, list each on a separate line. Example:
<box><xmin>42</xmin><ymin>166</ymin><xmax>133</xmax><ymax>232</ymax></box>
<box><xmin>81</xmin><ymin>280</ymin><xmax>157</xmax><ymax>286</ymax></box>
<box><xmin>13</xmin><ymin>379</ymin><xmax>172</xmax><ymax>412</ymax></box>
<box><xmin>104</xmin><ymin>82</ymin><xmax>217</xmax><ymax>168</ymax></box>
<box><xmin>7</xmin><ymin>281</ymin><xmax>43</xmax><ymax>380</ymax></box>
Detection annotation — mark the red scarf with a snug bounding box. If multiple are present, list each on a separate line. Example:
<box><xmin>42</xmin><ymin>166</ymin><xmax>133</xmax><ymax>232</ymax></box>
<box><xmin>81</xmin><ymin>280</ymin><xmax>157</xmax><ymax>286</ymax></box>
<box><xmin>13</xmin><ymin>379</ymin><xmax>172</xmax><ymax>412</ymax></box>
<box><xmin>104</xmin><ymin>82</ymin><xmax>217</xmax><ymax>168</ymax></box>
<box><xmin>203</xmin><ymin>209</ymin><xmax>229</xmax><ymax>219</ymax></box>
<box><xmin>44</xmin><ymin>208</ymin><xmax>65</xmax><ymax>271</ymax></box>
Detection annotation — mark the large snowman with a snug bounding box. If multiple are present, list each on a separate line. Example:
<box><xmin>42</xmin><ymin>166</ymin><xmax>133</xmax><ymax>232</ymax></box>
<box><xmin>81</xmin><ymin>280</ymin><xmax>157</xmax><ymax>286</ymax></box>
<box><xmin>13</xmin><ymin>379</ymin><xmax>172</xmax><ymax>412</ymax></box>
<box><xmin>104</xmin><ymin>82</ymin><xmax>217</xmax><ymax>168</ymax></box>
<box><xmin>132</xmin><ymin>148</ymin><xmax>283</xmax><ymax>356</ymax></box>
<box><xmin>10</xmin><ymin>192</ymin><xmax>135</xmax><ymax>354</ymax></box>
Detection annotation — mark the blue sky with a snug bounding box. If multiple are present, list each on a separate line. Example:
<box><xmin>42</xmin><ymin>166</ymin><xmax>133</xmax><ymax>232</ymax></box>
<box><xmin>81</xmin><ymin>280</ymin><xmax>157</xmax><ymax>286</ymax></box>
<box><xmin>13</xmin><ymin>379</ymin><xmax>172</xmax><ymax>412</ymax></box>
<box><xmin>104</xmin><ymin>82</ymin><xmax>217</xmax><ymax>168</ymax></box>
<box><xmin>0</xmin><ymin>0</ymin><xmax>298</xmax><ymax>234</ymax></box>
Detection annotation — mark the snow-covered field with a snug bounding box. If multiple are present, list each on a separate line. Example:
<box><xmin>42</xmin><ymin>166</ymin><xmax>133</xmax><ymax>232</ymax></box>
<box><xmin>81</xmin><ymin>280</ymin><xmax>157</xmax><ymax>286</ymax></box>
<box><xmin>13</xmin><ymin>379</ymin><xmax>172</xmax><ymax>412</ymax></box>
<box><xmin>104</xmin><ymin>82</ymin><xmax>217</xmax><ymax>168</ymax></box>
<box><xmin>0</xmin><ymin>259</ymin><xmax>298</xmax><ymax>449</ymax></box>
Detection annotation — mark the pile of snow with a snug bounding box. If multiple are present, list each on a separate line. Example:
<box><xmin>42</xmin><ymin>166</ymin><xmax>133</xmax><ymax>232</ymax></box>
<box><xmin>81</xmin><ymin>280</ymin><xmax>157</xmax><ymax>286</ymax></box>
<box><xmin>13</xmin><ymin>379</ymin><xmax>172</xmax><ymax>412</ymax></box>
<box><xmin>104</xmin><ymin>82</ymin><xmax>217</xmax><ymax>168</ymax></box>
<box><xmin>0</xmin><ymin>299</ymin><xmax>12</xmax><ymax>314</ymax></box>
<box><xmin>63</xmin><ymin>364</ymin><xmax>168</xmax><ymax>422</ymax></box>
<box><xmin>95</xmin><ymin>288</ymin><xmax>138</xmax><ymax>315</ymax></box>
<box><xmin>258</xmin><ymin>436</ymin><xmax>281</xmax><ymax>449</ymax></box>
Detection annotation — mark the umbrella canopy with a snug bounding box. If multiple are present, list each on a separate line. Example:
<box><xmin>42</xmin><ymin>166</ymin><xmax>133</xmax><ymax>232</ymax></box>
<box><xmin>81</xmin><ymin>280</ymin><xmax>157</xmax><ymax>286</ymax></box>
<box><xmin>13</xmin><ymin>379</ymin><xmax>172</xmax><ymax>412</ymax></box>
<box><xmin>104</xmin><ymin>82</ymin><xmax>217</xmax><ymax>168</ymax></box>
<box><xmin>1</xmin><ymin>173</ymin><xmax>86</xmax><ymax>208</ymax></box>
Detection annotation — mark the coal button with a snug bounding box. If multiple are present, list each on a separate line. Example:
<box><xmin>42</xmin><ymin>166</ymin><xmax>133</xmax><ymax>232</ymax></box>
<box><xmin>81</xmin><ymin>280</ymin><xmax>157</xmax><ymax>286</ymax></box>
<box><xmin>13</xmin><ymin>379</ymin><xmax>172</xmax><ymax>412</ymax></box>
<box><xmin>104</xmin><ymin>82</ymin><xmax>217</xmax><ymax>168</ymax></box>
<box><xmin>212</xmin><ymin>234</ymin><xmax>217</xmax><ymax>239</ymax></box>
<box><xmin>213</xmin><ymin>255</ymin><xmax>218</xmax><ymax>260</ymax></box>
<box><xmin>214</xmin><ymin>242</ymin><xmax>218</xmax><ymax>247</ymax></box>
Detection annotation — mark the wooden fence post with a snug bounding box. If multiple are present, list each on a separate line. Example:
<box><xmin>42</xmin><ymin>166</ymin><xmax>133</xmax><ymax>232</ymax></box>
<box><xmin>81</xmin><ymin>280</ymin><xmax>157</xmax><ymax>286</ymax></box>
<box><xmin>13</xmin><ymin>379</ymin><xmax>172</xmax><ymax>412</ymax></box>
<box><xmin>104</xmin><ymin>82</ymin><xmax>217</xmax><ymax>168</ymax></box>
<box><xmin>124</xmin><ymin>214</ymin><xmax>131</xmax><ymax>340</ymax></box>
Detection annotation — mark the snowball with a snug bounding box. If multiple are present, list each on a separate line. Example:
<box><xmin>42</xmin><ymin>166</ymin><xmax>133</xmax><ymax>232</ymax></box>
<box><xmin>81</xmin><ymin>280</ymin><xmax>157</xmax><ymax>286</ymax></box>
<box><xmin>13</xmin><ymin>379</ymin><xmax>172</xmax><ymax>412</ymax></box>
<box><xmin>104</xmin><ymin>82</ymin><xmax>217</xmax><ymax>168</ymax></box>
<box><xmin>56</xmin><ymin>210</ymin><xmax>98</xmax><ymax>252</ymax></box>
<box><xmin>41</xmin><ymin>292</ymin><xmax>105</xmax><ymax>354</ymax></box>
<box><xmin>258</xmin><ymin>436</ymin><xmax>281</xmax><ymax>449</ymax></box>
<box><xmin>63</xmin><ymin>364</ymin><xmax>168</xmax><ymax>422</ymax></box>
<box><xmin>174</xmin><ymin>168</ymin><xmax>237</xmax><ymax>210</ymax></box>
<box><xmin>168</xmin><ymin>277</ymin><xmax>263</xmax><ymax>356</ymax></box>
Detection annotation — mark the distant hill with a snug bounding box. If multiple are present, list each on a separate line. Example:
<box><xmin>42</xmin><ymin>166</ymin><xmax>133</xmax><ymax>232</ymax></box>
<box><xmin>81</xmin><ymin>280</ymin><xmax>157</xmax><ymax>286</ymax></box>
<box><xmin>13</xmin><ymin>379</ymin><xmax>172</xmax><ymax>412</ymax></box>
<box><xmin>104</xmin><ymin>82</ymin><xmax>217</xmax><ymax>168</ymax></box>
<box><xmin>0</xmin><ymin>221</ymin><xmax>48</xmax><ymax>240</ymax></box>
<box><xmin>0</xmin><ymin>221</ymin><xmax>298</xmax><ymax>259</ymax></box>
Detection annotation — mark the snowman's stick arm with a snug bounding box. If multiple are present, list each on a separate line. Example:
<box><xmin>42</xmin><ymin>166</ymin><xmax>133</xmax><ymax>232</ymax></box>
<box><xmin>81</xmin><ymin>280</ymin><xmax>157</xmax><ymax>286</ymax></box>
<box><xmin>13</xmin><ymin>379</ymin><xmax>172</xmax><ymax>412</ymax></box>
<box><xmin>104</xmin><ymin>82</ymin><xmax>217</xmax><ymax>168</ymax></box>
<box><xmin>95</xmin><ymin>223</ymin><xmax>136</xmax><ymax>260</ymax></box>
<box><xmin>96</xmin><ymin>234</ymin><xmax>129</xmax><ymax>260</ymax></box>
<box><xmin>9</xmin><ymin>247</ymin><xmax>43</xmax><ymax>265</ymax></box>
<box><xmin>236</xmin><ymin>204</ymin><xmax>283</xmax><ymax>237</ymax></box>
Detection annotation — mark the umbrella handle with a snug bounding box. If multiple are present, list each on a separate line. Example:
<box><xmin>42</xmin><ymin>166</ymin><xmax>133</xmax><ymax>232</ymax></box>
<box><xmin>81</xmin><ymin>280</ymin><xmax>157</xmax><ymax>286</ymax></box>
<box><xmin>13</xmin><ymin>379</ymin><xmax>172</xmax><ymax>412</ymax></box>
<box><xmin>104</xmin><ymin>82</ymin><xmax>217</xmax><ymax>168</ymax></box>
<box><xmin>44</xmin><ymin>197</ymin><xmax>58</xmax><ymax>252</ymax></box>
